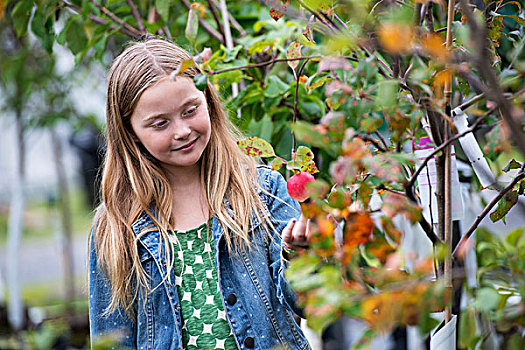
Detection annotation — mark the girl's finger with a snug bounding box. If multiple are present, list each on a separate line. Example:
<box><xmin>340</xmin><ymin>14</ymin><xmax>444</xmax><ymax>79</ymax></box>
<box><xmin>282</xmin><ymin>218</ymin><xmax>296</xmax><ymax>245</ymax></box>
<box><xmin>292</xmin><ymin>215</ymin><xmax>308</xmax><ymax>243</ymax></box>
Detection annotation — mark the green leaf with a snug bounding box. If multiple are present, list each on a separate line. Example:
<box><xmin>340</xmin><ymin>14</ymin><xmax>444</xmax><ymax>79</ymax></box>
<box><xmin>473</xmin><ymin>288</ymin><xmax>500</xmax><ymax>312</ymax></box>
<box><xmin>193</xmin><ymin>73</ymin><xmax>208</xmax><ymax>91</ymax></box>
<box><xmin>66</xmin><ymin>17</ymin><xmax>88</xmax><ymax>55</ymax></box>
<box><xmin>237</xmin><ymin>137</ymin><xmax>276</xmax><ymax>158</ymax></box>
<box><xmin>505</xmin><ymin>228</ymin><xmax>524</xmax><ymax>247</ymax></box>
<box><xmin>264</xmin><ymin>75</ymin><xmax>289</xmax><ymax>98</ymax></box>
<box><xmin>295</xmin><ymin>146</ymin><xmax>314</xmax><ymax>160</ymax></box>
<box><xmin>31</xmin><ymin>10</ymin><xmax>55</xmax><ymax>53</ymax></box>
<box><xmin>489</xmin><ymin>190</ymin><xmax>519</xmax><ymax>224</ymax></box>
<box><xmin>156</xmin><ymin>0</ymin><xmax>170</xmax><ymax>23</ymax></box>
<box><xmin>502</xmin><ymin>159</ymin><xmax>522</xmax><ymax>173</ymax></box>
<box><xmin>11</xmin><ymin>0</ymin><xmax>33</xmax><ymax>37</ymax></box>
<box><xmin>359</xmin><ymin>116</ymin><xmax>383</xmax><ymax>133</ymax></box>
<box><xmin>459</xmin><ymin>307</ymin><xmax>477</xmax><ymax>349</ymax></box>
<box><xmin>290</xmin><ymin>121</ymin><xmax>338</xmax><ymax>155</ymax></box>
<box><xmin>307</xmin><ymin>76</ymin><xmax>330</xmax><ymax>93</ymax></box>
<box><xmin>271</xmin><ymin>158</ymin><xmax>286</xmax><ymax>171</ymax></box>
<box><xmin>248</xmin><ymin>40</ymin><xmax>274</xmax><ymax>55</ymax></box>
<box><xmin>376</xmin><ymin>80</ymin><xmax>398</xmax><ymax>109</ymax></box>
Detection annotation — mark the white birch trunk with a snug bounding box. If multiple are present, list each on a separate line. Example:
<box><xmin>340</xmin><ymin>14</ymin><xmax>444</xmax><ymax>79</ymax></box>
<box><xmin>6</xmin><ymin>112</ymin><xmax>25</xmax><ymax>330</ymax></box>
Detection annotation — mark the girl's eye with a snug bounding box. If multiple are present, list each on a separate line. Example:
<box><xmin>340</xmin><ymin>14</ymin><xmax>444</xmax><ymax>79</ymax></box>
<box><xmin>151</xmin><ymin>120</ymin><xmax>168</xmax><ymax>129</ymax></box>
<box><xmin>183</xmin><ymin>105</ymin><xmax>198</xmax><ymax>117</ymax></box>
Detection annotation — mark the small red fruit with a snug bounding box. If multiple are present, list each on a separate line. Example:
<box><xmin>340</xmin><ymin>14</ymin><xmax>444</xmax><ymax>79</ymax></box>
<box><xmin>286</xmin><ymin>172</ymin><xmax>315</xmax><ymax>202</ymax></box>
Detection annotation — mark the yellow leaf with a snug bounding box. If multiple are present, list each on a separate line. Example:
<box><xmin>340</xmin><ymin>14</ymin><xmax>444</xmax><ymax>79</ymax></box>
<box><xmin>378</xmin><ymin>23</ymin><xmax>414</xmax><ymax>55</ymax></box>
<box><xmin>421</xmin><ymin>33</ymin><xmax>449</xmax><ymax>63</ymax></box>
<box><xmin>286</xmin><ymin>41</ymin><xmax>302</xmax><ymax>70</ymax></box>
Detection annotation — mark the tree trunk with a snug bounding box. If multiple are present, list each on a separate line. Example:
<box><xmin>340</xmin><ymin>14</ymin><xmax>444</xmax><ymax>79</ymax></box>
<box><xmin>6</xmin><ymin>109</ymin><xmax>25</xmax><ymax>330</ymax></box>
<box><xmin>50</xmin><ymin>128</ymin><xmax>75</xmax><ymax>312</ymax></box>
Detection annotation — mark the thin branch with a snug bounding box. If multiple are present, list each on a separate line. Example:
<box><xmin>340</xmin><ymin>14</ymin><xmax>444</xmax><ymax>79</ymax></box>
<box><xmin>61</xmin><ymin>0</ymin><xmax>137</xmax><ymax>37</ymax></box>
<box><xmin>360</xmin><ymin>135</ymin><xmax>387</xmax><ymax>153</ymax></box>
<box><xmin>88</xmin><ymin>0</ymin><xmax>141</xmax><ymax>37</ymax></box>
<box><xmin>297</xmin><ymin>0</ymin><xmax>338</xmax><ymax>33</ymax></box>
<box><xmin>126</xmin><ymin>0</ymin><xmax>146</xmax><ymax>33</ymax></box>
<box><xmin>406</xmin><ymin>114</ymin><xmax>486</xmax><ymax>190</ymax></box>
<box><xmin>457</xmin><ymin>93</ymin><xmax>485</xmax><ymax>112</ymax></box>
<box><xmin>374</xmin><ymin>131</ymin><xmax>389</xmax><ymax>151</ymax></box>
<box><xmin>163</xmin><ymin>26</ymin><xmax>173</xmax><ymax>41</ymax></box>
<box><xmin>206</xmin><ymin>0</ymin><xmax>225</xmax><ymax>42</ymax></box>
<box><xmin>205</xmin><ymin>56</ymin><xmax>320</xmax><ymax>75</ymax></box>
<box><xmin>210</xmin><ymin>0</ymin><xmax>247</xmax><ymax>36</ymax></box>
<box><xmin>459</xmin><ymin>0</ymin><xmax>525</xmax><ymax>157</ymax></box>
<box><xmin>376</xmin><ymin>185</ymin><xmax>406</xmax><ymax>196</ymax></box>
<box><xmin>292</xmin><ymin>59</ymin><xmax>309</xmax><ymax>153</ymax></box>
<box><xmin>180</xmin><ymin>0</ymin><xmax>225</xmax><ymax>44</ymax></box>
<box><xmin>452</xmin><ymin>162</ymin><xmax>525</xmax><ymax>258</ymax></box>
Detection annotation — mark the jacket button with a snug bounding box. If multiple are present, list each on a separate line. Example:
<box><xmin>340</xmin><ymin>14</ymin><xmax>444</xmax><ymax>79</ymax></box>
<box><xmin>244</xmin><ymin>336</ymin><xmax>255</xmax><ymax>348</ymax></box>
<box><xmin>226</xmin><ymin>293</ymin><xmax>237</xmax><ymax>305</ymax></box>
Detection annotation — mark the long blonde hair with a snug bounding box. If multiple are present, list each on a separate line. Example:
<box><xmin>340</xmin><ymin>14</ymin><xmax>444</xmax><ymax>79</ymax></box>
<box><xmin>94</xmin><ymin>39</ymin><xmax>272</xmax><ymax>316</ymax></box>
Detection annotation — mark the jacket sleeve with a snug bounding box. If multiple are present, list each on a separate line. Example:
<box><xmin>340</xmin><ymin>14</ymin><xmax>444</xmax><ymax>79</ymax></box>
<box><xmin>88</xmin><ymin>227</ymin><xmax>137</xmax><ymax>349</ymax></box>
<box><xmin>264</xmin><ymin>168</ymin><xmax>305</xmax><ymax>318</ymax></box>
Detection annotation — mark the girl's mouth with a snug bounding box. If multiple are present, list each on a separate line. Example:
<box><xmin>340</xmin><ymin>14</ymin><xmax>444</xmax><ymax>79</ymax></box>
<box><xmin>174</xmin><ymin>138</ymin><xmax>198</xmax><ymax>152</ymax></box>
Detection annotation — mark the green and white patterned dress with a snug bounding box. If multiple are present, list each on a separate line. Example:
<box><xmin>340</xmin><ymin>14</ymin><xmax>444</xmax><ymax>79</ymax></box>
<box><xmin>169</xmin><ymin>220</ymin><xmax>238</xmax><ymax>350</ymax></box>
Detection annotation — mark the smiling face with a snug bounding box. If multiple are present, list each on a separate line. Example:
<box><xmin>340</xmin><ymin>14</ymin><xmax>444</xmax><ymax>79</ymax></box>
<box><xmin>130</xmin><ymin>77</ymin><xmax>211</xmax><ymax>174</ymax></box>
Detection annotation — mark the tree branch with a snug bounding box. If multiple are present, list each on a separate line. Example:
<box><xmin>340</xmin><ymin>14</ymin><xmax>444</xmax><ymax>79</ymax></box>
<box><xmin>459</xmin><ymin>0</ymin><xmax>525</xmax><ymax>157</ymax></box>
<box><xmin>87</xmin><ymin>0</ymin><xmax>141</xmax><ymax>37</ymax></box>
<box><xmin>292</xmin><ymin>59</ymin><xmax>309</xmax><ymax>153</ymax></box>
<box><xmin>61</xmin><ymin>0</ymin><xmax>137</xmax><ymax>37</ymax></box>
<box><xmin>205</xmin><ymin>56</ymin><xmax>320</xmax><ymax>75</ymax></box>
<box><xmin>406</xmin><ymin>113</ymin><xmax>486</xmax><ymax>191</ymax></box>
<box><xmin>209</xmin><ymin>0</ymin><xmax>247</xmax><ymax>36</ymax></box>
<box><xmin>180</xmin><ymin>0</ymin><xmax>225</xmax><ymax>44</ymax></box>
<box><xmin>452</xmin><ymin>162</ymin><xmax>525</xmax><ymax>258</ymax></box>
<box><xmin>126</xmin><ymin>0</ymin><xmax>146</xmax><ymax>33</ymax></box>
<box><xmin>205</xmin><ymin>0</ymin><xmax>225</xmax><ymax>42</ymax></box>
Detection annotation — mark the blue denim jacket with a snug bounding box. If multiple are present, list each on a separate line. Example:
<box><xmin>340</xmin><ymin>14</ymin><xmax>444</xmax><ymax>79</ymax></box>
<box><xmin>89</xmin><ymin>166</ymin><xmax>312</xmax><ymax>350</ymax></box>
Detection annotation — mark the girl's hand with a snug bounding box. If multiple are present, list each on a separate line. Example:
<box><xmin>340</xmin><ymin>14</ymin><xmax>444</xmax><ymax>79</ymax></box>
<box><xmin>282</xmin><ymin>214</ymin><xmax>310</xmax><ymax>249</ymax></box>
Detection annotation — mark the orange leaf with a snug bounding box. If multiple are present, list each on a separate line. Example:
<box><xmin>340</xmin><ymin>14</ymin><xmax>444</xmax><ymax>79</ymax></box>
<box><xmin>421</xmin><ymin>33</ymin><xmax>449</xmax><ymax>63</ymax></box>
<box><xmin>269</xmin><ymin>0</ymin><xmax>289</xmax><ymax>21</ymax></box>
<box><xmin>378</xmin><ymin>23</ymin><xmax>414</xmax><ymax>55</ymax></box>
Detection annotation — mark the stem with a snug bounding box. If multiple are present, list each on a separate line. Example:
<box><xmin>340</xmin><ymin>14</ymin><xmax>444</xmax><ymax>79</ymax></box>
<box><xmin>206</xmin><ymin>0</ymin><xmax>226</xmax><ymax>42</ymax></box>
<box><xmin>87</xmin><ymin>0</ymin><xmax>141</xmax><ymax>37</ymax></box>
<box><xmin>61</xmin><ymin>0</ymin><xmax>137</xmax><ymax>37</ymax></box>
<box><xmin>292</xmin><ymin>59</ymin><xmax>309</xmax><ymax>153</ymax></box>
<box><xmin>452</xmin><ymin>163</ymin><xmax>525</xmax><ymax>258</ymax></box>
<box><xmin>459</xmin><ymin>0</ymin><xmax>525</xmax><ymax>158</ymax></box>
<box><xmin>205</xmin><ymin>56</ymin><xmax>320</xmax><ymax>75</ymax></box>
<box><xmin>180</xmin><ymin>0</ymin><xmax>224</xmax><ymax>44</ymax></box>
<box><xmin>443</xmin><ymin>0</ymin><xmax>455</xmax><ymax>323</ymax></box>
<box><xmin>406</xmin><ymin>114</ymin><xmax>485</xmax><ymax>190</ymax></box>
<box><xmin>219</xmin><ymin>0</ymin><xmax>239</xmax><ymax>100</ymax></box>
<box><xmin>126</xmin><ymin>0</ymin><xmax>146</xmax><ymax>33</ymax></box>
<box><xmin>210</xmin><ymin>0</ymin><xmax>247</xmax><ymax>36</ymax></box>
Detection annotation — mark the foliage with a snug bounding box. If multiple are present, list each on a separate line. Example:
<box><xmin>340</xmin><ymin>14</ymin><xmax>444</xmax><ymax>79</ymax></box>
<box><xmin>3</xmin><ymin>0</ymin><xmax>525</xmax><ymax>347</ymax></box>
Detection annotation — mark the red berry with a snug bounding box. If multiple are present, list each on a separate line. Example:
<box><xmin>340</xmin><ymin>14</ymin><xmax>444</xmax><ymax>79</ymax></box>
<box><xmin>286</xmin><ymin>172</ymin><xmax>315</xmax><ymax>202</ymax></box>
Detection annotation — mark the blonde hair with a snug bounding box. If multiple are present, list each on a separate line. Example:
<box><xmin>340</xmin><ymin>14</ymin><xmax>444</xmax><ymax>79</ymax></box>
<box><xmin>94</xmin><ymin>39</ymin><xmax>272</xmax><ymax>316</ymax></box>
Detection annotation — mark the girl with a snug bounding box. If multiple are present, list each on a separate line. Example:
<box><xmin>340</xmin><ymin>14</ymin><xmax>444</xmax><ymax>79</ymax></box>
<box><xmin>89</xmin><ymin>39</ymin><xmax>311</xmax><ymax>350</ymax></box>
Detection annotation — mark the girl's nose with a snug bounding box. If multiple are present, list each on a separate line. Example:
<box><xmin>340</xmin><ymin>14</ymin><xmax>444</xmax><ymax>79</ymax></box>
<box><xmin>172</xmin><ymin>121</ymin><xmax>191</xmax><ymax>140</ymax></box>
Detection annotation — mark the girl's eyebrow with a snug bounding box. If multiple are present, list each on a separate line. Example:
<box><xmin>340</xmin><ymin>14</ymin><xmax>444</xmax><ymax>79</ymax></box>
<box><xmin>142</xmin><ymin>96</ymin><xmax>202</xmax><ymax>122</ymax></box>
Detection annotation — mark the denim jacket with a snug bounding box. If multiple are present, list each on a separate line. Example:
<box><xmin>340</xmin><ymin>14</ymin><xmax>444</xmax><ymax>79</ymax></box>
<box><xmin>89</xmin><ymin>166</ymin><xmax>312</xmax><ymax>350</ymax></box>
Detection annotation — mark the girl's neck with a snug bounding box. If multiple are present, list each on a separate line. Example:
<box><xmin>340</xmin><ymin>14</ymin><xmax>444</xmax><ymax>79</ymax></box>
<box><xmin>164</xmin><ymin>164</ymin><xmax>201</xmax><ymax>191</ymax></box>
